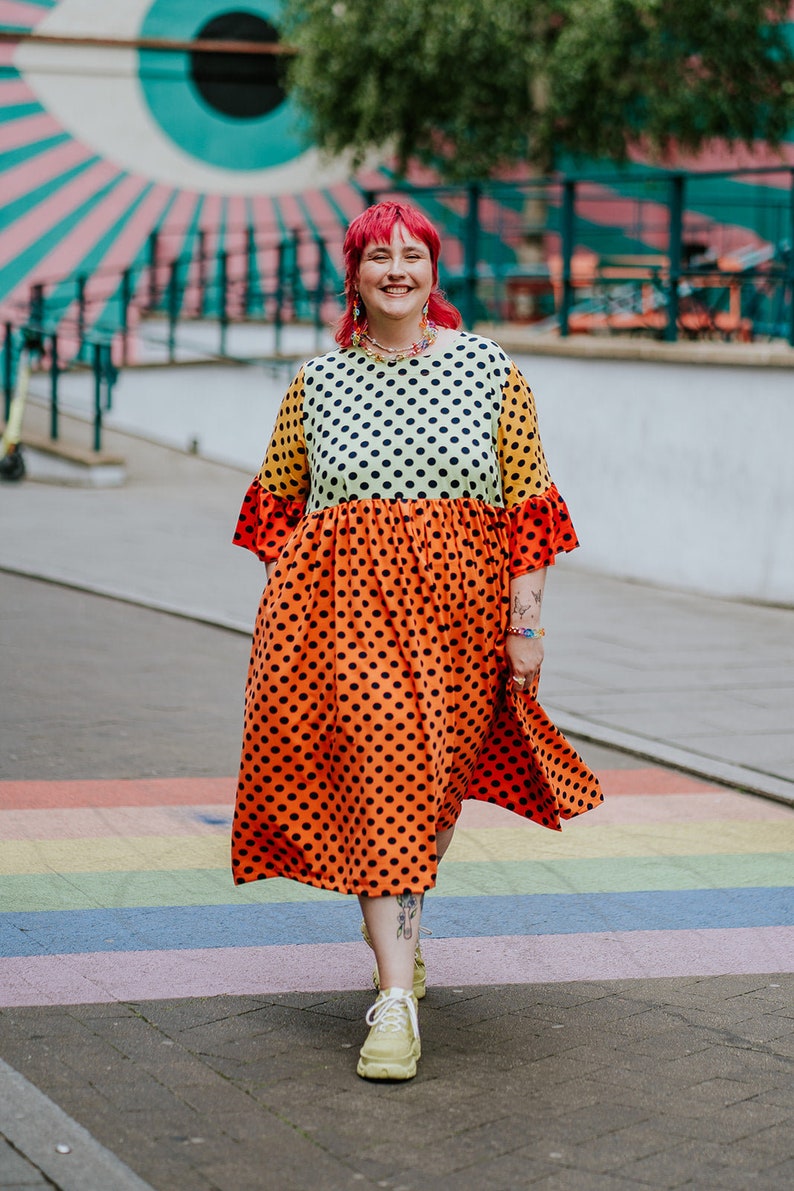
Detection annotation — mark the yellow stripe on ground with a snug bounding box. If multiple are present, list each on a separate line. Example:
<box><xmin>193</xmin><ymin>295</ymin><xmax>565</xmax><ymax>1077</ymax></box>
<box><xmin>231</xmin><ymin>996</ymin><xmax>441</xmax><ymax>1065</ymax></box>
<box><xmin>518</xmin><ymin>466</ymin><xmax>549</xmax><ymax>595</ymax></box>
<box><xmin>445</xmin><ymin>821</ymin><xmax>794</xmax><ymax>862</ymax></box>
<box><xmin>0</xmin><ymin>837</ymin><xmax>228</xmax><ymax>875</ymax></box>
<box><xmin>0</xmin><ymin>820</ymin><xmax>792</xmax><ymax>874</ymax></box>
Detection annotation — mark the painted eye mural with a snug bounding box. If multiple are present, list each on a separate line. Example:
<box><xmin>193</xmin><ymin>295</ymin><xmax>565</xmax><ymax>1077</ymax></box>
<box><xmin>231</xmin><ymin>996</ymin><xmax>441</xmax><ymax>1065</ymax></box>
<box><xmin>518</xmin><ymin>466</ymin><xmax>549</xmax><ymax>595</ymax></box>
<box><xmin>0</xmin><ymin>0</ymin><xmax>368</xmax><ymax>326</ymax></box>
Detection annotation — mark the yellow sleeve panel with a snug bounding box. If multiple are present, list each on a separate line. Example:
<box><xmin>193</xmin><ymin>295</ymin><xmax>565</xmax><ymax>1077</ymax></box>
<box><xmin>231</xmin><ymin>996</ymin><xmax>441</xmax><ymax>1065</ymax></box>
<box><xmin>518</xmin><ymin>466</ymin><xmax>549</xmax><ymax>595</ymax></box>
<box><xmin>257</xmin><ymin>368</ymin><xmax>310</xmax><ymax>502</ymax></box>
<box><xmin>497</xmin><ymin>363</ymin><xmax>553</xmax><ymax>507</ymax></box>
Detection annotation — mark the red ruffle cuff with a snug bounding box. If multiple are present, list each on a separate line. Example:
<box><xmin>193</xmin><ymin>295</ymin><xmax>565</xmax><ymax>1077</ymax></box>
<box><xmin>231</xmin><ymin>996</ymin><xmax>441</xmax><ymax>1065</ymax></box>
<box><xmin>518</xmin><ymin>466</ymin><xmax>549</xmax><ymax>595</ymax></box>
<box><xmin>507</xmin><ymin>483</ymin><xmax>579</xmax><ymax>575</ymax></box>
<box><xmin>232</xmin><ymin>478</ymin><xmax>306</xmax><ymax>563</ymax></box>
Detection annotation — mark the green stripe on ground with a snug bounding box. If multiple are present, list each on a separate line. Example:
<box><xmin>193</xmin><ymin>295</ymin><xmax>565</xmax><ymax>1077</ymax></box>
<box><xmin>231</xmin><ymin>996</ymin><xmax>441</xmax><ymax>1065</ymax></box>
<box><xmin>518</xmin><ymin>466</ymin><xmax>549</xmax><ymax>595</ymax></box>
<box><xmin>436</xmin><ymin>854</ymin><xmax>794</xmax><ymax>898</ymax></box>
<box><xmin>3</xmin><ymin>821</ymin><xmax>793</xmax><ymax>875</ymax></box>
<box><xmin>1</xmin><ymin>852</ymin><xmax>790</xmax><ymax>911</ymax></box>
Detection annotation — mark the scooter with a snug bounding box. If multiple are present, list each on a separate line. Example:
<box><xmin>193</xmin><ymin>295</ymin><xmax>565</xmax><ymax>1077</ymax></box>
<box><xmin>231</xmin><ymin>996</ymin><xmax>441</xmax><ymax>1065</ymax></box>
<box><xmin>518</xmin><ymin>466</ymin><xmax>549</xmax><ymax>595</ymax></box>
<box><xmin>0</xmin><ymin>341</ymin><xmax>31</xmax><ymax>482</ymax></box>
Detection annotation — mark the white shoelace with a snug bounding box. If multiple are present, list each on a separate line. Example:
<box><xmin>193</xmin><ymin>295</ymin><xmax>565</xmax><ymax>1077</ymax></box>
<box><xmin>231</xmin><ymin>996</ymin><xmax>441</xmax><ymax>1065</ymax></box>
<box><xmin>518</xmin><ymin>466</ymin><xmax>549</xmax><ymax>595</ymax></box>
<box><xmin>365</xmin><ymin>989</ymin><xmax>419</xmax><ymax>1037</ymax></box>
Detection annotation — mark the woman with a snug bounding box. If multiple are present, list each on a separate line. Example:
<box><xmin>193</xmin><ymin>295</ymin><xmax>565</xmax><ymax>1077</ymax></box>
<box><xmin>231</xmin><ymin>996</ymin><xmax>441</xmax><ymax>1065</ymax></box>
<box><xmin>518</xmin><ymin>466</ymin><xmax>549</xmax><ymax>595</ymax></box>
<box><xmin>232</xmin><ymin>201</ymin><xmax>603</xmax><ymax>1081</ymax></box>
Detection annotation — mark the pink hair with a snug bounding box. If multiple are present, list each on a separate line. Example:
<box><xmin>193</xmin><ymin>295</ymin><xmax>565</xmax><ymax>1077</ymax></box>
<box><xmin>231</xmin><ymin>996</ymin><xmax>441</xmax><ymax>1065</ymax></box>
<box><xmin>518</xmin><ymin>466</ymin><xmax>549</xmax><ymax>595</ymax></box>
<box><xmin>335</xmin><ymin>201</ymin><xmax>462</xmax><ymax>348</ymax></box>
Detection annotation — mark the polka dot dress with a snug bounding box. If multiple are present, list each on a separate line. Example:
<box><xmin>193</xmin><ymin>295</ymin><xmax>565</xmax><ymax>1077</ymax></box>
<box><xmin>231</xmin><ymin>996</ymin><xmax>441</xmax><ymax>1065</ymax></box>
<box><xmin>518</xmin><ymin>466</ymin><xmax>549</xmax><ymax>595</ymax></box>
<box><xmin>232</xmin><ymin>334</ymin><xmax>603</xmax><ymax>896</ymax></box>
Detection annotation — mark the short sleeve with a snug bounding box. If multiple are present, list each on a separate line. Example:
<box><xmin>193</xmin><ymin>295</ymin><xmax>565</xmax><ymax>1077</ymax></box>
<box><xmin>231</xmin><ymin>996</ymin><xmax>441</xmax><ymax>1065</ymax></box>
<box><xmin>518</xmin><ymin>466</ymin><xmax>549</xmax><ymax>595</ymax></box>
<box><xmin>498</xmin><ymin>362</ymin><xmax>579</xmax><ymax>575</ymax></box>
<box><xmin>232</xmin><ymin>369</ymin><xmax>310</xmax><ymax>563</ymax></box>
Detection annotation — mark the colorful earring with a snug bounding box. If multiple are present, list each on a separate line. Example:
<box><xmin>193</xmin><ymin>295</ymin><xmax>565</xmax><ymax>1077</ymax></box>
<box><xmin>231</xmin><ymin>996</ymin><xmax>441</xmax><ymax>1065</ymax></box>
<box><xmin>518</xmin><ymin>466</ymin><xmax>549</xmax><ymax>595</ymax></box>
<box><xmin>351</xmin><ymin>291</ymin><xmax>364</xmax><ymax>346</ymax></box>
<box><xmin>419</xmin><ymin>299</ymin><xmax>430</xmax><ymax>334</ymax></box>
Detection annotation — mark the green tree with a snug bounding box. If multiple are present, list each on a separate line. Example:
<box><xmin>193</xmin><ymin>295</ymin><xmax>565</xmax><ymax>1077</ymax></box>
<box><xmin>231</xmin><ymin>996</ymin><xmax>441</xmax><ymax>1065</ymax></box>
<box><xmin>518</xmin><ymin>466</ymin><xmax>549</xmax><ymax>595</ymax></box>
<box><xmin>282</xmin><ymin>0</ymin><xmax>794</xmax><ymax>180</ymax></box>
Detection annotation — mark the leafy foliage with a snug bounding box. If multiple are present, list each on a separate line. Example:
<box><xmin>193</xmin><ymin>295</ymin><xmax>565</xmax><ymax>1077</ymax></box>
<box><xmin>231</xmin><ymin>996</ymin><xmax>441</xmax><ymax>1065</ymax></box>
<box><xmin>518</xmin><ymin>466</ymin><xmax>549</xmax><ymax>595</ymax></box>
<box><xmin>282</xmin><ymin>0</ymin><xmax>794</xmax><ymax>178</ymax></box>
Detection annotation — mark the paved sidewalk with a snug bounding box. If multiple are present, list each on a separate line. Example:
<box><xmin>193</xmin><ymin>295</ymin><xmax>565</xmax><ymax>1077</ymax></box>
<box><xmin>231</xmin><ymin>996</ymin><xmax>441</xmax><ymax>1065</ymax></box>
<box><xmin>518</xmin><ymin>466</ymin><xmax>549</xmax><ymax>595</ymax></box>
<box><xmin>1</xmin><ymin>575</ymin><xmax>792</xmax><ymax>1190</ymax></box>
<box><xmin>2</xmin><ymin>400</ymin><xmax>792</xmax><ymax>802</ymax></box>
<box><xmin>1</xmin><ymin>407</ymin><xmax>792</xmax><ymax>1189</ymax></box>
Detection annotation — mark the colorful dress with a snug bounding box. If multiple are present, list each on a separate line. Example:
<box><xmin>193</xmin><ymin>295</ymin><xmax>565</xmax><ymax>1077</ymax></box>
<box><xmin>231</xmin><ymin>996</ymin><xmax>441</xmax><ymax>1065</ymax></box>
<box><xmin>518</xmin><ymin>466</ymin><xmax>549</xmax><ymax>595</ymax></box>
<box><xmin>232</xmin><ymin>333</ymin><xmax>603</xmax><ymax>896</ymax></box>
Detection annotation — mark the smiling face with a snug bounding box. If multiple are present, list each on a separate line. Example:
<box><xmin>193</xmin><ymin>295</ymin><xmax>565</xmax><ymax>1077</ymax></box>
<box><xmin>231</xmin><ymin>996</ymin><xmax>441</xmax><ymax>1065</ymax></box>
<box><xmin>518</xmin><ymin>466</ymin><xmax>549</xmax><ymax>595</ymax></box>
<box><xmin>355</xmin><ymin>225</ymin><xmax>435</xmax><ymax>341</ymax></box>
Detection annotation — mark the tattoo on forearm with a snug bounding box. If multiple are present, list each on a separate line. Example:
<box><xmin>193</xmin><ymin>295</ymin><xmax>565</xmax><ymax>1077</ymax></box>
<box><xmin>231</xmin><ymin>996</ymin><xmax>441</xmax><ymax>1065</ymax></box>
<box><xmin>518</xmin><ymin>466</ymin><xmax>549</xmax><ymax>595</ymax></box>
<box><xmin>513</xmin><ymin>589</ymin><xmax>543</xmax><ymax>617</ymax></box>
<box><xmin>396</xmin><ymin>893</ymin><xmax>421</xmax><ymax>940</ymax></box>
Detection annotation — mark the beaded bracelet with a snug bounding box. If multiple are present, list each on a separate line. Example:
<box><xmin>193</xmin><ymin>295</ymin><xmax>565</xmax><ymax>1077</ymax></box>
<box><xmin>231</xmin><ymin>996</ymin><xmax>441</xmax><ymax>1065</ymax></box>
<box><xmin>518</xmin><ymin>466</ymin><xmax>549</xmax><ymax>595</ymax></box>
<box><xmin>507</xmin><ymin>626</ymin><xmax>545</xmax><ymax>639</ymax></box>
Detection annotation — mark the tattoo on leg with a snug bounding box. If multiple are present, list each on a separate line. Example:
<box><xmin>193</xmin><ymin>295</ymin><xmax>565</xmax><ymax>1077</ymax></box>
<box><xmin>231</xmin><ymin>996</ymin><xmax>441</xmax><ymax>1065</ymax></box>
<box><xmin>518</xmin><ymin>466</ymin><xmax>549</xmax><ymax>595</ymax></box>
<box><xmin>396</xmin><ymin>893</ymin><xmax>421</xmax><ymax>940</ymax></box>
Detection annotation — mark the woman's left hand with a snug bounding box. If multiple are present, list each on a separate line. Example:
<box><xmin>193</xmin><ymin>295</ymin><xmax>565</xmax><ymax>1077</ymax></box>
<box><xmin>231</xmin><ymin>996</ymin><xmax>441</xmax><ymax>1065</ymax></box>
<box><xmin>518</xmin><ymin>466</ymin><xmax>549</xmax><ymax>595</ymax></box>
<box><xmin>506</xmin><ymin>633</ymin><xmax>544</xmax><ymax>692</ymax></box>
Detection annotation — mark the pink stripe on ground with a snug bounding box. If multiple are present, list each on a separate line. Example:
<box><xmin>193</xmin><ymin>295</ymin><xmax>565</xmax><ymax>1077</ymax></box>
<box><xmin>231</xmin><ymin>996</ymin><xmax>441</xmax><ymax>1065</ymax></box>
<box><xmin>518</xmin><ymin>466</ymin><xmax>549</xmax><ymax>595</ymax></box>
<box><xmin>1</xmin><ymin>927</ymin><xmax>790</xmax><ymax>1006</ymax></box>
<box><xmin>0</xmin><ymin>778</ymin><xmax>232</xmax><ymax>810</ymax></box>
<box><xmin>5</xmin><ymin>791</ymin><xmax>780</xmax><ymax>840</ymax></box>
<box><xmin>597</xmin><ymin>769</ymin><xmax>721</xmax><ymax>795</ymax></box>
<box><xmin>458</xmin><ymin>791</ymin><xmax>790</xmax><ymax>829</ymax></box>
<box><xmin>0</xmin><ymin>770</ymin><xmax>711</xmax><ymax>813</ymax></box>
<box><xmin>0</xmin><ymin>804</ymin><xmax>231</xmax><ymax>840</ymax></box>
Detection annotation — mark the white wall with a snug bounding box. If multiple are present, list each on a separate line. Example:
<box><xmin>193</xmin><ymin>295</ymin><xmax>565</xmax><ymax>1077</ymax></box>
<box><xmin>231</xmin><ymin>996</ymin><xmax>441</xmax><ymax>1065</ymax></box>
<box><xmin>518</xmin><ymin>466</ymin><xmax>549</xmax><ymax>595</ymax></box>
<box><xmin>517</xmin><ymin>352</ymin><xmax>793</xmax><ymax>605</ymax></box>
<box><xmin>40</xmin><ymin>339</ymin><xmax>792</xmax><ymax>604</ymax></box>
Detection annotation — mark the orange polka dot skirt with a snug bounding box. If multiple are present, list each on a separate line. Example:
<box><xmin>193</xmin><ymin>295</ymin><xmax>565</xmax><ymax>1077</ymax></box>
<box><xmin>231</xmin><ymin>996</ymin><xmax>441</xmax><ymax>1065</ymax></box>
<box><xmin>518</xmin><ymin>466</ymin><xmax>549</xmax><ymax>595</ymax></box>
<box><xmin>233</xmin><ymin>496</ymin><xmax>603</xmax><ymax>897</ymax></box>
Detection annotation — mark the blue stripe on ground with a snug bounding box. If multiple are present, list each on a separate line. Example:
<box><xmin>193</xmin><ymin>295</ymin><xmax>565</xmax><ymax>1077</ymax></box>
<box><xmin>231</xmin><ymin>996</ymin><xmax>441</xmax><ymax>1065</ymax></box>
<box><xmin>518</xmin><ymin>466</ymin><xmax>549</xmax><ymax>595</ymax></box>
<box><xmin>1</xmin><ymin>887</ymin><xmax>791</xmax><ymax>958</ymax></box>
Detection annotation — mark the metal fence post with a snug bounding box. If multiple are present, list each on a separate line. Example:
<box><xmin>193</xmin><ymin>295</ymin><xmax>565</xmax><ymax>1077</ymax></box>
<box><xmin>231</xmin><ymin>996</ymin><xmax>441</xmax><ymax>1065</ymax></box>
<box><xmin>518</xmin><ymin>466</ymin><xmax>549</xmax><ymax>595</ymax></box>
<box><xmin>560</xmin><ymin>179</ymin><xmax>576</xmax><ymax>338</ymax></box>
<box><xmin>196</xmin><ymin>229</ymin><xmax>207</xmax><ymax>318</ymax></box>
<box><xmin>148</xmin><ymin>230</ymin><xmax>159</xmax><ymax>312</ymax></box>
<box><xmin>275</xmin><ymin>239</ymin><xmax>286</xmax><ymax>354</ymax></box>
<box><xmin>49</xmin><ymin>332</ymin><xmax>59</xmax><ymax>441</ymax></box>
<box><xmin>290</xmin><ymin>228</ymin><xmax>301</xmax><ymax>318</ymax></box>
<box><xmin>666</xmin><ymin>173</ymin><xmax>685</xmax><ymax>342</ymax></box>
<box><xmin>3</xmin><ymin>323</ymin><xmax>12</xmax><ymax>420</ymax></box>
<box><xmin>463</xmin><ymin>183</ymin><xmax>480</xmax><ymax>329</ymax></box>
<box><xmin>29</xmin><ymin>283</ymin><xmax>44</xmax><ymax>332</ymax></box>
<box><xmin>314</xmin><ymin>236</ymin><xmax>326</xmax><ymax>349</ymax></box>
<box><xmin>788</xmin><ymin>169</ymin><xmax>794</xmax><ymax>347</ymax></box>
<box><xmin>93</xmin><ymin>342</ymin><xmax>103</xmax><ymax>452</ymax></box>
<box><xmin>167</xmin><ymin>260</ymin><xmax>179</xmax><ymax>362</ymax></box>
<box><xmin>119</xmin><ymin>267</ymin><xmax>131</xmax><ymax>366</ymax></box>
<box><xmin>76</xmin><ymin>274</ymin><xmax>87</xmax><ymax>360</ymax></box>
<box><xmin>245</xmin><ymin>224</ymin><xmax>257</xmax><ymax>318</ymax></box>
<box><xmin>218</xmin><ymin>249</ymin><xmax>228</xmax><ymax>356</ymax></box>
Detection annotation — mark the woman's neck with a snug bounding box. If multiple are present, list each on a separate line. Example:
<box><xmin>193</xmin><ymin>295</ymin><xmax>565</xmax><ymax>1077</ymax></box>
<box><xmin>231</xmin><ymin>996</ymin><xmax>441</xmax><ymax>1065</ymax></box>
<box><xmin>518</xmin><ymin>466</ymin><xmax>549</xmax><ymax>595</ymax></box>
<box><xmin>362</xmin><ymin>316</ymin><xmax>424</xmax><ymax>351</ymax></box>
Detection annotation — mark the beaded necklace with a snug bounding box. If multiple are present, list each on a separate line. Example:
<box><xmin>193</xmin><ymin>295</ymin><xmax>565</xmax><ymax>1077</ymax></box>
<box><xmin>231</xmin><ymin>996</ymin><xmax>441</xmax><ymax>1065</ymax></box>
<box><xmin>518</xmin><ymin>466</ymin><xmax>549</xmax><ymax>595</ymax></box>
<box><xmin>356</xmin><ymin>322</ymin><xmax>439</xmax><ymax>365</ymax></box>
<box><xmin>351</xmin><ymin>299</ymin><xmax>439</xmax><ymax>365</ymax></box>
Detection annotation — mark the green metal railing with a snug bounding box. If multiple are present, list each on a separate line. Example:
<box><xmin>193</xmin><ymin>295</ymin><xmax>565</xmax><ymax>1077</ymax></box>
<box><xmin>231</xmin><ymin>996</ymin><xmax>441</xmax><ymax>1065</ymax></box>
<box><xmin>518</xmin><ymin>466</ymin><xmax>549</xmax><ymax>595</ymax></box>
<box><xmin>2</xmin><ymin>322</ymin><xmax>116</xmax><ymax>453</ymax></box>
<box><xmin>2</xmin><ymin>166</ymin><xmax>793</xmax><ymax>457</ymax></box>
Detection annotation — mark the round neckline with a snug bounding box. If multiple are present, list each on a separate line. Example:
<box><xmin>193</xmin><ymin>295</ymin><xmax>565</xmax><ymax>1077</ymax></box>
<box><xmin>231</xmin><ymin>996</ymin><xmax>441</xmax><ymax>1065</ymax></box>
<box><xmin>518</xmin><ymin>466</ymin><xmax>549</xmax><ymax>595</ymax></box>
<box><xmin>350</xmin><ymin>328</ymin><xmax>466</xmax><ymax>368</ymax></box>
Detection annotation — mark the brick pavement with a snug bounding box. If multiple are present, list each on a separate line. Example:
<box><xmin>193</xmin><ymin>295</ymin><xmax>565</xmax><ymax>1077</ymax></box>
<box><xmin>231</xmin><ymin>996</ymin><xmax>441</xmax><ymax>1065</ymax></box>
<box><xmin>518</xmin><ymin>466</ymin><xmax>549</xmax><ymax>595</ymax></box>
<box><xmin>0</xmin><ymin>978</ymin><xmax>791</xmax><ymax>1190</ymax></box>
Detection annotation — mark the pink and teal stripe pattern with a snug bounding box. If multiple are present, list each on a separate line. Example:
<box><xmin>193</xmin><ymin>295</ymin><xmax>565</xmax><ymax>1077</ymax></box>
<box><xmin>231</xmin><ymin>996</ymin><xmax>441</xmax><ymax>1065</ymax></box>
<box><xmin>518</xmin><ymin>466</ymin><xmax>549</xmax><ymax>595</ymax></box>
<box><xmin>1</xmin><ymin>770</ymin><xmax>792</xmax><ymax>1007</ymax></box>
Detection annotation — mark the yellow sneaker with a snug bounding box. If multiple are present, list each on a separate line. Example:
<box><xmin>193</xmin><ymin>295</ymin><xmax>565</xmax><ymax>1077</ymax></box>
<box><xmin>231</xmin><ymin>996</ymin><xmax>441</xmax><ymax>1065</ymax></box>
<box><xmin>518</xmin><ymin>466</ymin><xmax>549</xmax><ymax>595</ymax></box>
<box><xmin>356</xmin><ymin>988</ymin><xmax>421</xmax><ymax>1081</ymax></box>
<box><xmin>360</xmin><ymin>920</ymin><xmax>427</xmax><ymax>1000</ymax></box>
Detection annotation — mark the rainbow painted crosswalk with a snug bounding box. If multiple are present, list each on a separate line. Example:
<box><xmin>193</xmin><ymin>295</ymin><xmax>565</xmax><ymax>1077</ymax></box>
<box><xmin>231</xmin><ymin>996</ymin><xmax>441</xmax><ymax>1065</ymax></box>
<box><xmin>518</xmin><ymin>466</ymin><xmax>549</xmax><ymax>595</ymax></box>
<box><xmin>1</xmin><ymin>770</ymin><xmax>792</xmax><ymax>1006</ymax></box>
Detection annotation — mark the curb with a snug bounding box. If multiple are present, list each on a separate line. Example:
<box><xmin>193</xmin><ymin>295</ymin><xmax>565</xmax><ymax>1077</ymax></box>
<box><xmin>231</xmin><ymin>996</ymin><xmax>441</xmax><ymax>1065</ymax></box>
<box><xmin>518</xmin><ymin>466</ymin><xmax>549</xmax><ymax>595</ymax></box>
<box><xmin>0</xmin><ymin>1059</ymin><xmax>155</xmax><ymax>1191</ymax></box>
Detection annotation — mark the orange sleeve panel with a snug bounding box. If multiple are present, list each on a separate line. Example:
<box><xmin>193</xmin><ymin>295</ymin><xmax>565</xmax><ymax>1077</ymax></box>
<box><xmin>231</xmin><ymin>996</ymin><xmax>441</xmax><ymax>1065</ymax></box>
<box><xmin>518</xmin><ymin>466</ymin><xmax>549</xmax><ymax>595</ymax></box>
<box><xmin>498</xmin><ymin>363</ymin><xmax>579</xmax><ymax>575</ymax></box>
<box><xmin>232</xmin><ymin>370</ymin><xmax>309</xmax><ymax>562</ymax></box>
